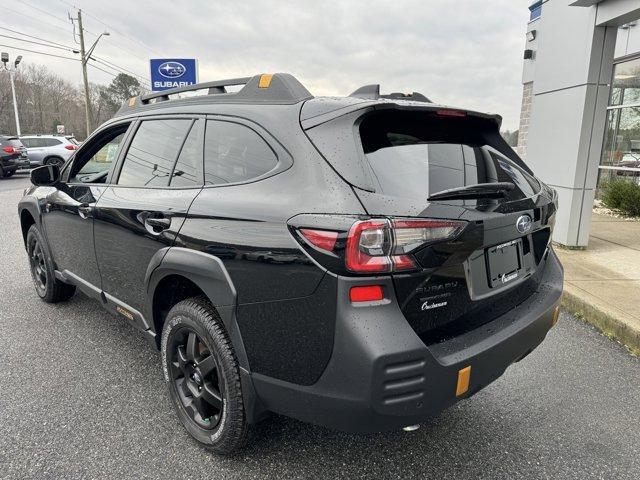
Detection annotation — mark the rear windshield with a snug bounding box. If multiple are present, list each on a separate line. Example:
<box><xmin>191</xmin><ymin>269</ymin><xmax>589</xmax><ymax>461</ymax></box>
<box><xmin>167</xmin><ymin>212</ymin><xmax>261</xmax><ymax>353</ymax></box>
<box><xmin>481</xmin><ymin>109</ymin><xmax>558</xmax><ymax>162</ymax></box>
<box><xmin>7</xmin><ymin>139</ymin><xmax>24</xmax><ymax>148</ymax></box>
<box><xmin>359</xmin><ymin>111</ymin><xmax>539</xmax><ymax>200</ymax></box>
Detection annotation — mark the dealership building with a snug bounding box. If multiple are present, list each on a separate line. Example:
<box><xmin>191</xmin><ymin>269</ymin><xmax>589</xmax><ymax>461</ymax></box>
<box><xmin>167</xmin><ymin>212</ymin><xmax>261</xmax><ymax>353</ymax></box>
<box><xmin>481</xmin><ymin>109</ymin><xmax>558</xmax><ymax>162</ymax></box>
<box><xmin>517</xmin><ymin>0</ymin><xmax>640</xmax><ymax>247</ymax></box>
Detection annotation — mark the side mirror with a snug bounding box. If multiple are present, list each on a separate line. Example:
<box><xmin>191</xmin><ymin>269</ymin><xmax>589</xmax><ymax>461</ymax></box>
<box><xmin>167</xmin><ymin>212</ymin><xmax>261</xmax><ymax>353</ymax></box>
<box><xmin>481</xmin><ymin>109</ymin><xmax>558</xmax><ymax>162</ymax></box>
<box><xmin>31</xmin><ymin>165</ymin><xmax>60</xmax><ymax>186</ymax></box>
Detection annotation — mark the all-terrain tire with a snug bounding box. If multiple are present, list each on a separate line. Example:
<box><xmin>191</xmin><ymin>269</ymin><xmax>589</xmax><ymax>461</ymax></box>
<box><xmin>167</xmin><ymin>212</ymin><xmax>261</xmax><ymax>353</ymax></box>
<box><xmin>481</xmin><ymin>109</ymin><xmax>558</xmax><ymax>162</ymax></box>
<box><xmin>26</xmin><ymin>224</ymin><xmax>76</xmax><ymax>303</ymax></box>
<box><xmin>161</xmin><ymin>296</ymin><xmax>248</xmax><ymax>454</ymax></box>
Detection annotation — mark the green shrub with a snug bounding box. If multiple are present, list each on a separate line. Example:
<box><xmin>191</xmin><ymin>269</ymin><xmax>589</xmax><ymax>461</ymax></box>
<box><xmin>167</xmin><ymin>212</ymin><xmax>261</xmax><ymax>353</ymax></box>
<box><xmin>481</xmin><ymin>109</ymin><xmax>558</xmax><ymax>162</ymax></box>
<box><xmin>601</xmin><ymin>180</ymin><xmax>640</xmax><ymax>216</ymax></box>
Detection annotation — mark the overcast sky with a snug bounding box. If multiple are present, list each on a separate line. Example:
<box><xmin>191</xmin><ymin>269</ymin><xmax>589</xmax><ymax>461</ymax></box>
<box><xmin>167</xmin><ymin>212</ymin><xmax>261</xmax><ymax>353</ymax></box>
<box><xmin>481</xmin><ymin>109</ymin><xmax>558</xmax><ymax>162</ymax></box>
<box><xmin>1</xmin><ymin>0</ymin><xmax>532</xmax><ymax>130</ymax></box>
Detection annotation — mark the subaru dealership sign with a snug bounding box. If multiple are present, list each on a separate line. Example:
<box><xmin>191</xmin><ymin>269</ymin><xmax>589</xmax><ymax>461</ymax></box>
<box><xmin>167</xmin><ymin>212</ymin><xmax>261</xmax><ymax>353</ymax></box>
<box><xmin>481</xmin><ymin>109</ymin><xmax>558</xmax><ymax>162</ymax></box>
<box><xmin>150</xmin><ymin>59</ymin><xmax>198</xmax><ymax>91</ymax></box>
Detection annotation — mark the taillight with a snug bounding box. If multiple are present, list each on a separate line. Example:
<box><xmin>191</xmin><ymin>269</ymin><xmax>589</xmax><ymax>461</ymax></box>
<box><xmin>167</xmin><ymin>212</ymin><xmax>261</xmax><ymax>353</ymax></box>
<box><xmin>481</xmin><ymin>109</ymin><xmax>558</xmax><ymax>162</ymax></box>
<box><xmin>293</xmin><ymin>216</ymin><xmax>466</xmax><ymax>275</ymax></box>
<box><xmin>64</xmin><ymin>144</ymin><xmax>76</xmax><ymax>150</ymax></box>
<box><xmin>345</xmin><ymin>218</ymin><xmax>466</xmax><ymax>274</ymax></box>
<box><xmin>299</xmin><ymin>228</ymin><xmax>338</xmax><ymax>252</ymax></box>
<box><xmin>2</xmin><ymin>146</ymin><xmax>15</xmax><ymax>154</ymax></box>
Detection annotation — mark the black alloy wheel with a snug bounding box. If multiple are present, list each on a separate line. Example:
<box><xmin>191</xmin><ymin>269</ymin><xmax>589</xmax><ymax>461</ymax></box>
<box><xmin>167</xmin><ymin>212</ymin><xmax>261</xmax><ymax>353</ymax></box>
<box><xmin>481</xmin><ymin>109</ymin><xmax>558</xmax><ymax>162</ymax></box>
<box><xmin>161</xmin><ymin>297</ymin><xmax>248</xmax><ymax>453</ymax></box>
<box><xmin>25</xmin><ymin>225</ymin><xmax>76</xmax><ymax>303</ymax></box>
<box><xmin>169</xmin><ymin>328</ymin><xmax>224</xmax><ymax>429</ymax></box>
<box><xmin>28</xmin><ymin>235</ymin><xmax>47</xmax><ymax>296</ymax></box>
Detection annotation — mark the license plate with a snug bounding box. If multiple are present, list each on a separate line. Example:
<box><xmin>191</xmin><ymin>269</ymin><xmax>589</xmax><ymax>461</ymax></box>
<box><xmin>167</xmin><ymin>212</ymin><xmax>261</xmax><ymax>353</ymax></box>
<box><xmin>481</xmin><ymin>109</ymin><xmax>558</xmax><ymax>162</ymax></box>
<box><xmin>486</xmin><ymin>239</ymin><xmax>522</xmax><ymax>287</ymax></box>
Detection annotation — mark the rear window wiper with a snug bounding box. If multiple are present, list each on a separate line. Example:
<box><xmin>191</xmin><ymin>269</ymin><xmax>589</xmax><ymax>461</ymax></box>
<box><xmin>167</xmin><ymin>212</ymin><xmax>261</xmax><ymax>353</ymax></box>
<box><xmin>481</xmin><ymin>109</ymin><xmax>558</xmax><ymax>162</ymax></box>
<box><xmin>428</xmin><ymin>182</ymin><xmax>515</xmax><ymax>201</ymax></box>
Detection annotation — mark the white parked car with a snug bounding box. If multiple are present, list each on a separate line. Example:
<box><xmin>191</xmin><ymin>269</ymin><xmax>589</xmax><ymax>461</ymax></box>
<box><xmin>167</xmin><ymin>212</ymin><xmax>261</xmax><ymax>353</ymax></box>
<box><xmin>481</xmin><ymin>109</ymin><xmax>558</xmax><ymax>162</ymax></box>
<box><xmin>19</xmin><ymin>135</ymin><xmax>79</xmax><ymax>168</ymax></box>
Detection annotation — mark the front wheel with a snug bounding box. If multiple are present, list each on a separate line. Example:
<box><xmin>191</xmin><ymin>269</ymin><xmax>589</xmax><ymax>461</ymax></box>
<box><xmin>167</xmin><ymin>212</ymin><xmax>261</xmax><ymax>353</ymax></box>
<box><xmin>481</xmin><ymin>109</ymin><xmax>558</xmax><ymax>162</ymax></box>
<box><xmin>161</xmin><ymin>297</ymin><xmax>248</xmax><ymax>454</ymax></box>
<box><xmin>26</xmin><ymin>225</ymin><xmax>76</xmax><ymax>303</ymax></box>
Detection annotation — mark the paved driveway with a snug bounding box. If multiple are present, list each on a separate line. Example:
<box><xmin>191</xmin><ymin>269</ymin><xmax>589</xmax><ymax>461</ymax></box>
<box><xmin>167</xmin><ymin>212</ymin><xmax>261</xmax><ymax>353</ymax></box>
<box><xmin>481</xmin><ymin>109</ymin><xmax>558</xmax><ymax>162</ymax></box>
<box><xmin>1</xmin><ymin>174</ymin><xmax>639</xmax><ymax>479</ymax></box>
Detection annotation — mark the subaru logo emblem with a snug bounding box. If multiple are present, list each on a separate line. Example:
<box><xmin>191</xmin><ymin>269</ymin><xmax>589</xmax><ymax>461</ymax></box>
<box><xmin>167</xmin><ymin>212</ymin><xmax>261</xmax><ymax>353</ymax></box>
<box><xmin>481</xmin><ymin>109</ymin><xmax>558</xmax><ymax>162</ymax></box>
<box><xmin>158</xmin><ymin>61</ymin><xmax>186</xmax><ymax>79</ymax></box>
<box><xmin>516</xmin><ymin>214</ymin><xmax>533</xmax><ymax>234</ymax></box>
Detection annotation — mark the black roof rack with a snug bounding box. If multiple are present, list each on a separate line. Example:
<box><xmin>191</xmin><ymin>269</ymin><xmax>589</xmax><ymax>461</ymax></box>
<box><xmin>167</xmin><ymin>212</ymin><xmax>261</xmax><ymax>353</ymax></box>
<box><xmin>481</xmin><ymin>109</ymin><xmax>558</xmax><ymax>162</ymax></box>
<box><xmin>349</xmin><ymin>84</ymin><xmax>432</xmax><ymax>103</ymax></box>
<box><xmin>118</xmin><ymin>73</ymin><xmax>313</xmax><ymax>115</ymax></box>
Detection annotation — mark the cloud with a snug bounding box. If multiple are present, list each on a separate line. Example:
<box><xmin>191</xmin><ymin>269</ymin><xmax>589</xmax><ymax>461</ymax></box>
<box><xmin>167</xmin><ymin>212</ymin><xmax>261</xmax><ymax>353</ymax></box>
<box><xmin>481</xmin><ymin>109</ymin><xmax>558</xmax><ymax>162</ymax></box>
<box><xmin>8</xmin><ymin>0</ymin><xmax>531</xmax><ymax>129</ymax></box>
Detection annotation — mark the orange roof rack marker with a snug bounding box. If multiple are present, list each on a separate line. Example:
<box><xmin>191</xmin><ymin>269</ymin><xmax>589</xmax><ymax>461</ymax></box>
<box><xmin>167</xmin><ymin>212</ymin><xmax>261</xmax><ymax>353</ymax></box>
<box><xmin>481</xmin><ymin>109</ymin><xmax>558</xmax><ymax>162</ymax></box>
<box><xmin>259</xmin><ymin>74</ymin><xmax>273</xmax><ymax>88</ymax></box>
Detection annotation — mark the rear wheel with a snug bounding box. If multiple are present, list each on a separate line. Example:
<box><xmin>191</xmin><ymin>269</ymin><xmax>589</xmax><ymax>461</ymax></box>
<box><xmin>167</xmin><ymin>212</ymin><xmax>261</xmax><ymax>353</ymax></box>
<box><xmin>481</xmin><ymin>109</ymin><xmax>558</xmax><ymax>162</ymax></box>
<box><xmin>44</xmin><ymin>156</ymin><xmax>64</xmax><ymax>167</ymax></box>
<box><xmin>26</xmin><ymin>225</ymin><xmax>76</xmax><ymax>302</ymax></box>
<box><xmin>4</xmin><ymin>170</ymin><xmax>14</xmax><ymax>177</ymax></box>
<box><xmin>161</xmin><ymin>297</ymin><xmax>248</xmax><ymax>454</ymax></box>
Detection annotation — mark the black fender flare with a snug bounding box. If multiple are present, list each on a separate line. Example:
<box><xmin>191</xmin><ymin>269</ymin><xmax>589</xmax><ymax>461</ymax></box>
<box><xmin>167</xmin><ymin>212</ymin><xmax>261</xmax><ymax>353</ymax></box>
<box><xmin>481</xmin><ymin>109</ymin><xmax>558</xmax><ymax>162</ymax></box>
<box><xmin>18</xmin><ymin>196</ymin><xmax>43</xmax><ymax>248</ymax></box>
<box><xmin>145</xmin><ymin>247</ymin><xmax>266</xmax><ymax>422</ymax></box>
<box><xmin>145</xmin><ymin>247</ymin><xmax>248</xmax><ymax>369</ymax></box>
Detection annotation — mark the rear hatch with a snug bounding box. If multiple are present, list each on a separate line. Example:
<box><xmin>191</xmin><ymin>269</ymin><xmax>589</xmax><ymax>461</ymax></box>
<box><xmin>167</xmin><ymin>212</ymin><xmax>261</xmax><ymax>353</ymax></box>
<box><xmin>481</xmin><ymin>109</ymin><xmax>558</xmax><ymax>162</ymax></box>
<box><xmin>304</xmin><ymin>103</ymin><xmax>557</xmax><ymax>343</ymax></box>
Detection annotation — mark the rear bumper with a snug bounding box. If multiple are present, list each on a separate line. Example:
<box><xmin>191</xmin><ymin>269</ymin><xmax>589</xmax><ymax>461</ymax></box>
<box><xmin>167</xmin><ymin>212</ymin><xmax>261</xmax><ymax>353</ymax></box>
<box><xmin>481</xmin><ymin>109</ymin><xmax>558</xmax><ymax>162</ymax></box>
<box><xmin>252</xmin><ymin>249</ymin><xmax>563</xmax><ymax>433</ymax></box>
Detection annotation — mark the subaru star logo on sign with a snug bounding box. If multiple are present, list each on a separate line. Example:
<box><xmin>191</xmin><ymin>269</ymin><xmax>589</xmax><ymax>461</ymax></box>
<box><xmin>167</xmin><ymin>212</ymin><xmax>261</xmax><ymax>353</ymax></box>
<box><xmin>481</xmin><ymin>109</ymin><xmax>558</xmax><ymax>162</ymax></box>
<box><xmin>516</xmin><ymin>214</ymin><xmax>533</xmax><ymax>234</ymax></box>
<box><xmin>150</xmin><ymin>58</ymin><xmax>198</xmax><ymax>91</ymax></box>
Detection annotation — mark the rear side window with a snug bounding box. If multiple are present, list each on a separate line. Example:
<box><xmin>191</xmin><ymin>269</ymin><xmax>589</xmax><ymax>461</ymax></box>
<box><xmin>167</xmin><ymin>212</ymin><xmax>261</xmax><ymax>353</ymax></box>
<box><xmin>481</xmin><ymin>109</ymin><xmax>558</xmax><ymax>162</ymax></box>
<box><xmin>359</xmin><ymin>110</ymin><xmax>539</xmax><ymax>200</ymax></box>
<box><xmin>118</xmin><ymin>119</ymin><xmax>192</xmax><ymax>187</ymax></box>
<box><xmin>44</xmin><ymin>138</ymin><xmax>62</xmax><ymax>147</ymax></box>
<box><xmin>204</xmin><ymin>120</ymin><xmax>277</xmax><ymax>185</ymax></box>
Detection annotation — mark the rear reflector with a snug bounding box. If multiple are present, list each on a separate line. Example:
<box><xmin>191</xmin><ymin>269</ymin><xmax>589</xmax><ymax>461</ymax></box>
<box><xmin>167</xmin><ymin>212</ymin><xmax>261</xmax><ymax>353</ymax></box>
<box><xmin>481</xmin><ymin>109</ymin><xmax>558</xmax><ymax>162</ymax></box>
<box><xmin>456</xmin><ymin>366</ymin><xmax>471</xmax><ymax>396</ymax></box>
<box><xmin>299</xmin><ymin>228</ymin><xmax>339</xmax><ymax>252</ymax></box>
<box><xmin>349</xmin><ymin>285</ymin><xmax>384</xmax><ymax>303</ymax></box>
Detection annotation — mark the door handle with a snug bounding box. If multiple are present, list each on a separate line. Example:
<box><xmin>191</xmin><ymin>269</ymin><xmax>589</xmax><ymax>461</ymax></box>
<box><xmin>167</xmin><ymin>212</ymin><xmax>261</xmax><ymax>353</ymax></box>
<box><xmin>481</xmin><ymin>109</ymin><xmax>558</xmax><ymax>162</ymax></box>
<box><xmin>145</xmin><ymin>217</ymin><xmax>171</xmax><ymax>231</ymax></box>
<box><xmin>78</xmin><ymin>204</ymin><xmax>92</xmax><ymax>219</ymax></box>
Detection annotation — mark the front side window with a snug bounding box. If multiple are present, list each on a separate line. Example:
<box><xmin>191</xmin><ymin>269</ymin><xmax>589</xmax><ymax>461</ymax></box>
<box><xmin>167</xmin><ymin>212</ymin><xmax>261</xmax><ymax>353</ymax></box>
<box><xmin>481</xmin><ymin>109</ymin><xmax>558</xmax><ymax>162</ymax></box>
<box><xmin>204</xmin><ymin>120</ymin><xmax>277</xmax><ymax>185</ymax></box>
<box><xmin>70</xmin><ymin>128</ymin><xmax>128</xmax><ymax>184</ymax></box>
<box><xmin>118</xmin><ymin>119</ymin><xmax>192</xmax><ymax>187</ymax></box>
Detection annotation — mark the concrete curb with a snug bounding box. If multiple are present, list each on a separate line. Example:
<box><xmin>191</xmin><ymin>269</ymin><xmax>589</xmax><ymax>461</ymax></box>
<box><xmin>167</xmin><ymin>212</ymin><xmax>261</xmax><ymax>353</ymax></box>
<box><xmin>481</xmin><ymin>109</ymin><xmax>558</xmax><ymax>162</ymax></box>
<box><xmin>562</xmin><ymin>289</ymin><xmax>640</xmax><ymax>356</ymax></box>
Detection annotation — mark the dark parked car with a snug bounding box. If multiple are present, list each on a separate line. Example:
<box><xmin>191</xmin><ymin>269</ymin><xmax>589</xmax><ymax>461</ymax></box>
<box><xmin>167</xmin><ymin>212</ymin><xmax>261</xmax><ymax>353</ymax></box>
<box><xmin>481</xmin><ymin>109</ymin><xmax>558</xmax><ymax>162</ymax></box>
<box><xmin>1</xmin><ymin>135</ymin><xmax>28</xmax><ymax>178</ymax></box>
<box><xmin>18</xmin><ymin>73</ymin><xmax>563</xmax><ymax>454</ymax></box>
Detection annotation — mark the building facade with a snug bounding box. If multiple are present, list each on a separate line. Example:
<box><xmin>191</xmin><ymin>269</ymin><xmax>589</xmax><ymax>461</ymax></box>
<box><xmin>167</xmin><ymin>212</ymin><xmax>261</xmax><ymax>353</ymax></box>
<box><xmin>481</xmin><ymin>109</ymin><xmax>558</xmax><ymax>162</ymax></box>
<box><xmin>517</xmin><ymin>0</ymin><xmax>640</xmax><ymax>247</ymax></box>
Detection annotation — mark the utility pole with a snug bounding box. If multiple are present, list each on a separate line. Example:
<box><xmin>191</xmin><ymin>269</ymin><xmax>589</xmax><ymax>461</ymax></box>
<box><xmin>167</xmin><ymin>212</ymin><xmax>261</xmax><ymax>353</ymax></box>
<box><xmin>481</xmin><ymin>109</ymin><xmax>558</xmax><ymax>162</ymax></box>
<box><xmin>77</xmin><ymin>10</ymin><xmax>91</xmax><ymax>138</ymax></box>
<box><xmin>70</xmin><ymin>9</ymin><xmax>109</xmax><ymax>138</ymax></box>
<box><xmin>1</xmin><ymin>52</ymin><xmax>23</xmax><ymax>136</ymax></box>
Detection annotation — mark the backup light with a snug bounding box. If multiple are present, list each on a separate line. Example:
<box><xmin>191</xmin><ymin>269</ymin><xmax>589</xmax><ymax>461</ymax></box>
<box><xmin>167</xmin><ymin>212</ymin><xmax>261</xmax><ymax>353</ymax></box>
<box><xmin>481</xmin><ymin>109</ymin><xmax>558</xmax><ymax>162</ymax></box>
<box><xmin>346</xmin><ymin>218</ymin><xmax>466</xmax><ymax>273</ymax></box>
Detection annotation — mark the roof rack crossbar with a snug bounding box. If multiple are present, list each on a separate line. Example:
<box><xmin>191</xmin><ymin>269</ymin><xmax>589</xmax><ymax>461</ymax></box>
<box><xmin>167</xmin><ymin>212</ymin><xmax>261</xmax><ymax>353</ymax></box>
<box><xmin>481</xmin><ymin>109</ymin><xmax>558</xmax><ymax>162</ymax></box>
<box><xmin>140</xmin><ymin>77</ymin><xmax>252</xmax><ymax>104</ymax></box>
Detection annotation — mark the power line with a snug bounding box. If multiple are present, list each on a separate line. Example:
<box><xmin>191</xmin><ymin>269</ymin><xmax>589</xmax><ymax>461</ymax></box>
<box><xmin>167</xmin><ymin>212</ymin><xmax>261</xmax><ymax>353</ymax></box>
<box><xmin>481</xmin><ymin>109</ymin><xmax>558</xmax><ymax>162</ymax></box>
<box><xmin>58</xmin><ymin>0</ymin><xmax>162</xmax><ymax>56</ymax></box>
<box><xmin>18</xmin><ymin>0</ymin><xmax>71</xmax><ymax>27</ymax></box>
<box><xmin>0</xmin><ymin>43</ymin><xmax>79</xmax><ymax>61</ymax></box>
<box><xmin>91</xmin><ymin>56</ymin><xmax>150</xmax><ymax>86</ymax></box>
<box><xmin>0</xmin><ymin>26</ymin><xmax>74</xmax><ymax>50</ymax></box>
<box><xmin>0</xmin><ymin>33</ymin><xmax>77</xmax><ymax>53</ymax></box>
<box><xmin>1</xmin><ymin>5</ymin><xmax>73</xmax><ymax>32</ymax></box>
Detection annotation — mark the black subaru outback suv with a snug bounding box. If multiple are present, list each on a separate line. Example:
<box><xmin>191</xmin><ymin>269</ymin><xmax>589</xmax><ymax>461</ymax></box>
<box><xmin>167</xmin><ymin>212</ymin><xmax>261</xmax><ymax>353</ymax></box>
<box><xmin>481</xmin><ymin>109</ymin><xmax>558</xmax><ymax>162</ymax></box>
<box><xmin>19</xmin><ymin>73</ymin><xmax>563</xmax><ymax>453</ymax></box>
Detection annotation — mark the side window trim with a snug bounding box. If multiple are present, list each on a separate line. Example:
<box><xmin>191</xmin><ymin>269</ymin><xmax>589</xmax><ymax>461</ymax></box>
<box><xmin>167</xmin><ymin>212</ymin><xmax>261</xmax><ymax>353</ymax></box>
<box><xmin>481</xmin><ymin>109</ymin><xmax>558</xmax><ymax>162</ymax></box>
<box><xmin>202</xmin><ymin>114</ymin><xmax>292</xmax><ymax>189</ymax></box>
<box><xmin>167</xmin><ymin>119</ymin><xmax>196</xmax><ymax>184</ymax></box>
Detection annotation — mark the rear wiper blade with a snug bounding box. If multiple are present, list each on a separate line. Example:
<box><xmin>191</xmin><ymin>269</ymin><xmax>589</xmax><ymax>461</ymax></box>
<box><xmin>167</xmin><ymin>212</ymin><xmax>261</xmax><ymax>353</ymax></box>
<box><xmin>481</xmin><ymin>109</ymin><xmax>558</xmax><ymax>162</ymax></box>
<box><xmin>428</xmin><ymin>182</ymin><xmax>515</xmax><ymax>201</ymax></box>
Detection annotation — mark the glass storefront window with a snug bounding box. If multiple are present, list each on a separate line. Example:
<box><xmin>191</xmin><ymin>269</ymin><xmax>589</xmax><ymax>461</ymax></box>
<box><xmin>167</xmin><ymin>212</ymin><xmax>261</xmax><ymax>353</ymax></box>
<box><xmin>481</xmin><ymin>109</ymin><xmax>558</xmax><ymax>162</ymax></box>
<box><xmin>609</xmin><ymin>57</ymin><xmax>640</xmax><ymax>107</ymax></box>
<box><xmin>598</xmin><ymin>57</ymin><xmax>640</xmax><ymax>195</ymax></box>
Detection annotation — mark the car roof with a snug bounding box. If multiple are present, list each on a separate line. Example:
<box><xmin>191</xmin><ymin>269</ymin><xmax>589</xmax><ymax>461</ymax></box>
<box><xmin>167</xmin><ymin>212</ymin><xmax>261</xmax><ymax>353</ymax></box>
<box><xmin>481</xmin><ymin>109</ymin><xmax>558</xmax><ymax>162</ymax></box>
<box><xmin>115</xmin><ymin>72</ymin><xmax>502</xmax><ymax>127</ymax></box>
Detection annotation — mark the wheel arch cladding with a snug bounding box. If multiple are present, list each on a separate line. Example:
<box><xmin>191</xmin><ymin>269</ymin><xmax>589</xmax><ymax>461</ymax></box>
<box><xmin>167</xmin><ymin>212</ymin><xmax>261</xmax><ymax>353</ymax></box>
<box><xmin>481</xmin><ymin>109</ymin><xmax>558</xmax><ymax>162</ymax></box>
<box><xmin>147</xmin><ymin>247</ymin><xmax>250</xmax><ymax>370</ymax></box>
<box><xmin>19</xmin><ymin>208</ymin><xmax>37</xmax><ymax>246</ymax></box>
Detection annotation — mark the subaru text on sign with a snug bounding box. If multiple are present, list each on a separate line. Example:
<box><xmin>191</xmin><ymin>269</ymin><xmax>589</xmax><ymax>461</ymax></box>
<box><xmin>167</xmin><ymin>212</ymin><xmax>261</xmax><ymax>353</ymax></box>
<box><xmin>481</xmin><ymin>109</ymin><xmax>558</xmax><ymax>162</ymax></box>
<box><xmin>149</xmin><ymin>58</ymin><xmax>198</xmax><ymax>91</ymax></box>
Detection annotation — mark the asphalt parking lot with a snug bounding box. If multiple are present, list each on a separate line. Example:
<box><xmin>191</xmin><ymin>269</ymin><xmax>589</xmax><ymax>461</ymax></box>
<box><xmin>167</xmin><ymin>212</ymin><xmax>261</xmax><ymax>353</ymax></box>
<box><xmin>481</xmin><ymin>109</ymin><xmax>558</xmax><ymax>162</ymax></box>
<box><xmin>1</xmin><ymin>173</ymin><xmax>639</xmax><ymax>479</ymax></box>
